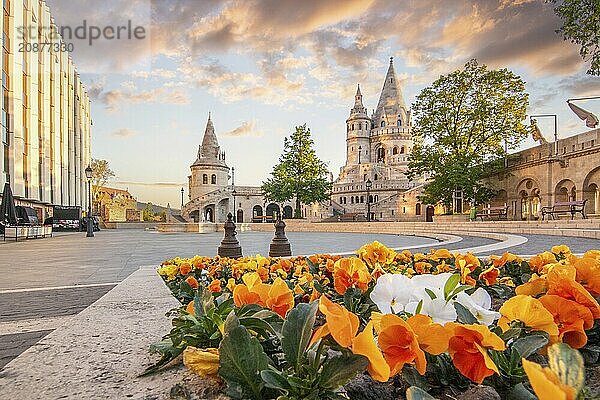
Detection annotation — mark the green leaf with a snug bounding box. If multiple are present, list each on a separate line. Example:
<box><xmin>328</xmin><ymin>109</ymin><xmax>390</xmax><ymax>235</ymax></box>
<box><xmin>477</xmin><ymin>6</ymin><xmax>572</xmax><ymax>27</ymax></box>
<box><xmin>547</xmin><ymin>343</ymin><xmax>585</xmax><ymax>394</ymax></box>
<box><xmin>424</xmin><ymin>288</ymin><xmax>437</xmax><ymax>300</ymax></box>
<box><xmin>512</xmin><ymin>334</ymin><xmax>549</xmax><ymax>359</ymax></box>
<box><xmin>281</xmin><ymin>302</ymin><xmax>319</xmax><ymax>371</ymax></box>
<box><xmin>505</xmin><ymin>383</ymin><xmax>537</xmax><ymax>400</ymax></box>
<box><xmin>319</xmin><ymin>353</ymin><xmax>368</xmax><ymax>390</ymax></box>
<box><xmin>414</xmin><ymin>299</ymin><xmax>424</xmax><ymax>315</ymax></box>
<box><xmin>443</xmin><ymin>273</ymin><xmax>460</xmax><ymax>300</ymax></box>
<box><xmin>261</xmin><ymin>369</ymin><xmax>292</xmax><ymax>393</ymax></box>
<box><xmin>224</xmin><ymin>310</ymin><xmax>240</xmax><ymax>333</ymax></box>
<box><xmin>219</xmin><ymin>324</ymin><xmax>270</xmax><ymax>400</ymax></box>
<box><xmin>406</xmin><ymin>386</ymin><xmax>438</xmax><ymax>400</ymax></box>
<box><xmin>454</xmin><ymin>302</ymin><xmax>477</xmax><ymax>324</ymax></box>
<box><xmin>193</xmin><ymin>287</ymin><xmax>214</xmax><ymax>317</ymax></box>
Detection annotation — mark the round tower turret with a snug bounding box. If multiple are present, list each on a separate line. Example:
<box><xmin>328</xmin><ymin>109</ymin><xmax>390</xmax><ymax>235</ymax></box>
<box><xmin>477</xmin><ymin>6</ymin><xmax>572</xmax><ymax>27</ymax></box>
<box><xmin>346</xmin><ymin>84</ymin><xmax>372</xmax><ymax>166</ymax></box>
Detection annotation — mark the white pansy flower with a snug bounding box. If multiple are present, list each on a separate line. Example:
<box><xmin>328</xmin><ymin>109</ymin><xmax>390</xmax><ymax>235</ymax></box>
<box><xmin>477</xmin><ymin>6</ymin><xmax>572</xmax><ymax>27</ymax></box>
<box><xmin>370</xmin><ymin>273</ymin><xmax>414</xmax><ymax>314</ymax></box>
<box><xmin>455</xmin><ymin>288</ymin><xmax>500</xmax><ymax>326</ymax></box>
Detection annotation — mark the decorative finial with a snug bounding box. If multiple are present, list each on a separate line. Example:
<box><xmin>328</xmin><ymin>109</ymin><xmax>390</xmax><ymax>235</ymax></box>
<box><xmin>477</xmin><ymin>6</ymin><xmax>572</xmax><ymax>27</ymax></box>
<box><xmin>390</xmin><ymin>56</ymin><xmax>393</xmax><ymax>63</ymax></box>
<box><xmin>208</xmin><ymin>111</ymin><xmax>211</xmax><ymax>120</ymax></box>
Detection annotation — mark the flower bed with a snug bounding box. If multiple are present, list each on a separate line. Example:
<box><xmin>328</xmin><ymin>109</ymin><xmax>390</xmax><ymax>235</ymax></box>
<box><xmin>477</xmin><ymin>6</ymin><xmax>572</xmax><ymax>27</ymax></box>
<box><xmin>147</xmin><ymin>242</ymin><xmax>600</xmax><ymax>399</ymax></box>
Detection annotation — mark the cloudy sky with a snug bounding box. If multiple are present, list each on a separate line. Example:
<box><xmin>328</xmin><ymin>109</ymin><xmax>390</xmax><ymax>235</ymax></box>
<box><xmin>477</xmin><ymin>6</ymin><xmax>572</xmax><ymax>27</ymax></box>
<box><xmin>46</xmin><ymin>0</ymin><xmax>599</xmax><ymax>207</ymax></box>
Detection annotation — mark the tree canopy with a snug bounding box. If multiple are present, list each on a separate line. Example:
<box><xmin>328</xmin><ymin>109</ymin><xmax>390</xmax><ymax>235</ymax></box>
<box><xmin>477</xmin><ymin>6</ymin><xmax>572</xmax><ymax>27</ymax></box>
<box><xmin>407</xmin><ymin>59</ymin><xmax>530</xmax><ymax>210</ymax></box>
<box><xmin>91</xmin><ymin>158</ymin><xmax>115</xmax><ymax>199</ymax></box>
<box><xmin>551</xmin><ymin>0</ymin><xmax>600</xmax><ymax>75</ymax></box>
<box><xmin>262</xmin><ymin>124</ymin><xmax>331</xmax><ymax>218</ymax></box>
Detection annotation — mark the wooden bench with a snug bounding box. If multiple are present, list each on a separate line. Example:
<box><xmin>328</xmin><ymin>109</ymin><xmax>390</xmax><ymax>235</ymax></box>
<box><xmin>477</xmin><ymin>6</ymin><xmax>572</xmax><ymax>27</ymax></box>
<box><xmin>476</xmin><ymin>205</ymin><xmax>509</xmax><ymax>221</ymax></box>
<box><xmin>541</xmin><ymin>199</ymin><xmax>587</xmax><ymax>220</ymax></box>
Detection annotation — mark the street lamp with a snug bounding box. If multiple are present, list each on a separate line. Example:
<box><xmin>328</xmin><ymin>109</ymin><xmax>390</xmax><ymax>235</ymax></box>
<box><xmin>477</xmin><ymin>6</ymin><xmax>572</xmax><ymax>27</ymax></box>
<box><xmin>567</xmin><ymin>97</ymin><xmax>599</xmax><ymax>128</ymax></box>
<box><xmin>232</xmin><ymin>189</ymin><xmax>237</xmax><ymax>222</ymax></box>
<box><xmin>84</xmin><ymin>165</ymin><xmax>94</xmax><ymax>238</ymax></box>
<box><xmin>529</xmin><ymin>114</ymin><xmax>558</xmax><ymax>155</ymax></box>
<box><xmin>329</xmin><ymin>171</ymin><xmax>333</xmax><ymax>206</ymax></box>
<box><xmin>365</xmin><ymin>179</ymin><xmax>372</xmax><ymax>222</ymax></box>
<box><xmin>180</xmin><ymin>187</ymin><xmax>184</xmax><ymax>209</ymax></box>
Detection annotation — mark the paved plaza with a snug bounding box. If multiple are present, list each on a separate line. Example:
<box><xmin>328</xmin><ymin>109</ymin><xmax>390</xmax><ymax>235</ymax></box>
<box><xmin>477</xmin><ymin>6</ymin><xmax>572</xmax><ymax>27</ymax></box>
<box><xmin>1</xmin><ymin>228</ymin><xmax>600</xmax><ymax>369</ymax></box>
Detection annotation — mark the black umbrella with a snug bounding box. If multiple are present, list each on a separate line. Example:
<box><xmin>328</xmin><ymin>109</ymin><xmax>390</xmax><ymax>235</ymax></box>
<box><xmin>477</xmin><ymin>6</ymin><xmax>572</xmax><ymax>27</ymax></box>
<box><xmin>0</xmin><ymin>182</ymin><xmax>18</xmax><ymax>225</ymax></box>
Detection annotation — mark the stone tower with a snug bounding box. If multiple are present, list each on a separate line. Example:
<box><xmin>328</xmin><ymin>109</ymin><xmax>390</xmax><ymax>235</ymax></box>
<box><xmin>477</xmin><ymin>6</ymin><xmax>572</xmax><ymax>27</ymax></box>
<box><xmin>188</xmin><ymin>114</ymin><xmax>230</xmax><ymax>200</ymax></box>
<box><xmin>346</xmin><ymin>84</ymin><xmax>372</xmax><ymax>166</ymax></box>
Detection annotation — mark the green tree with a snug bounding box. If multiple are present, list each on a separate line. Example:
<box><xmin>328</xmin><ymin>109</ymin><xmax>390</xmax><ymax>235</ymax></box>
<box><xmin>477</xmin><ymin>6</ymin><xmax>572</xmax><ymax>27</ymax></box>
<box><xmin>551</xmin><ymin>0</ymin><xmax>600</xmax><ymax>75</ymax></box>
<box><xmin>91</xmin><ymin>158</ymin><xmax>115</xmax><ymax>199</ymax></box>
<box><xmin>407</xmin><ymin>59</ymin><xmax>530</xmax><ymax>211</ymax></box>
<box><xmin>262</xmin><ymin>124</ymin><xmax>331</xmax><ymax>218</ymax></box>
<box><xmin>142</xmin><ymin>202</ymin><xmax>156</xmax><ymax>221</ymax></box>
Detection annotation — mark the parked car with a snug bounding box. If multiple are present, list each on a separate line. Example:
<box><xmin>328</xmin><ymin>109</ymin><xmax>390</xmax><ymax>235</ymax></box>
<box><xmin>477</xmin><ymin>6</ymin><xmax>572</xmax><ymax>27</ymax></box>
<box><xmin>15</xmin><ymin>206</ymin><xmax>39</xmax><ymax>225</ymax></box>
<box><xmin>81</xmin><ymin>216</ymin><xmax>101</xmax><ymax>232</ymax></box>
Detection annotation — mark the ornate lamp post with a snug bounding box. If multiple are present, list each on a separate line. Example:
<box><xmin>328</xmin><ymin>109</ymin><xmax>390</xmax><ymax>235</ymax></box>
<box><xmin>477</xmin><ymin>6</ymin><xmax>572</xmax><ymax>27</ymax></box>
<box><xmin>180</xmin><ymin>187</ymin><xmax>184</xmax><ymax>209</ymax></box>
<box><xmin>84</xmin><ymin>165</ymin><xmax>94</xmax><ymax>238</ymax></box>
<box><xmin>232</xmin><ymin>189</ymin><xmax>237</xmax><ymax>222</ymax></box>
<box><xmin>365</xmin><ymin>178</ymin><xmax>372</xmax><ymax>222</ymax></box>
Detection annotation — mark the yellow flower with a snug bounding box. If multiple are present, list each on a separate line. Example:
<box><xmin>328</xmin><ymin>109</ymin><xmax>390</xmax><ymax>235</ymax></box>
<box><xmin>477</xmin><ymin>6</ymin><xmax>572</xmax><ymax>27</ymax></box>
<box><xmin>158</xmin><ymin>264</ymin><xmax>179</xmax><ymax>281</ymax></box>
<box><xmin>551</xmin><ymin>245</ymin><xmax>571</xmax><ymax>256</ymax></box>
<box><xmin>351</xmin><ymin>321</ymin><xmax>390</xmax><ymax>382</ymax></box>
<box><xmin>183</xmin><ymin>347</ymin><xmax>220</xmax><ymax>378</ymax></box>
<box><xmin>522</xmin><ymin>359</ymin><xmax>576</xmax><ymax>400</ymax></box>
<box><xmin>498</xmin><ymin>295</ymin><xmax>559</xmax><ymax>336</ymax></box>
<box><xmin>357</xmin><ymin>241</ymin><xmax>397</xmax><ymax>269</ymax></box>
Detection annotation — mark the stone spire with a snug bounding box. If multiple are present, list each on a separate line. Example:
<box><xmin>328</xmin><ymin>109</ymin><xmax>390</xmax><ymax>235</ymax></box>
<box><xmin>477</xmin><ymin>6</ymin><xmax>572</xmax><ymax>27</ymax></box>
<box><xmin>350</xmin><ymin>84</ymin><xmax>368</xmax><ymax>116</ymax></box>
<box><xmin>193</xmin><ymin>113</ymin><xmax>227</xmax><ymax>167</ymax></box>
<box><xmin>373</xmin><ymin>57</ymin><xmax>408</xmax><ymax>124</ymax></box>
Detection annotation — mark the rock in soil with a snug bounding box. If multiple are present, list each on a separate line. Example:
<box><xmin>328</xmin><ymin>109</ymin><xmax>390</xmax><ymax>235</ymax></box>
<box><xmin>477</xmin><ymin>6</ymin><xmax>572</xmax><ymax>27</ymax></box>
<box><xmin>344</xmin><ymin>373</ymin><xmax>402</xmax><ymax>400</ymax></box>
<box><xmin>456</xmin><ymin>385</ymin><xmax>501</xmax><ymax>400</ymax></box>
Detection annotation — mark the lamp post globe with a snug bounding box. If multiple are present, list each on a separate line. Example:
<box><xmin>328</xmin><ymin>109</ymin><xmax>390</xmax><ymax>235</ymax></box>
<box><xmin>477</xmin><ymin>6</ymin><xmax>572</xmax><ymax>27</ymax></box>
<box><xmin>365</xmin><ymin>179</ymin><xmax>372</xmax><ymax>222</ymax></box>
<box><xmin>85</xmin><ymin>165</ymin><xmax>94</xmax><ymax>238</ymax></box>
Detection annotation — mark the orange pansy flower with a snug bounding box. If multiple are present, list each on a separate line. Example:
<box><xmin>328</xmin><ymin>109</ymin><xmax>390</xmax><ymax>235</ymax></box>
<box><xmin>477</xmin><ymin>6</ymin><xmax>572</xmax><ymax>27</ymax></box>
<box><xmin>357</xmin><ymin>241</ymin><xmax>397</xmax><ymax>268</ymax></box>
<box><xmin>333</xmin><ymin>257</ymin><xmax>372</xmax><ymax>295</ymax></box>
<box><xmin>186</xmin><ymin>300</ymin><xmax>195</xmax><ymax>315</ymax></box>
<box><xmin>351</xmin><ymin>321</ymin><xmax>390</xmax><ymax>382</ymax></box>
<box><xmin>455</xmin><ymin>253</ymin><xmax>480</xmax><ymax>272</ymax></box>
<box><xmin>310</xmin><ymin>296</ymin><xmax>359</xmax><ymax>348</ymax></box>
<box><xmin>207</xmin><ymin>279</ymin><xmax>222</xmax><ymax>293</ymax></box>
<box><xmin>233</xmin><ymin>272</ymin><xmax>271</xmax><ymax>308</ymax></box>
<box><xmin>522</xmin><ymin>359</ymin><xmax>577</xmax><ymax>400</ymax></box>
<box><xmin>539</xmin><ymin>295</ymin><xmax>593</xmax><ymax>349</ymax></box>
<box><xmin>378</xmin><ymin>314</ymin><xmax>427</xmax><ymax>375</ymax></box>
<box><xmin>179</xmin><ymin>263</ymin><xmax>192</xmax><ymax>276</ymax></box>
<box><xmin>446</xmin><ymin>323</ymin><xmax>505</xmax><ymax>384</ymax></box>
<box><xmin>265</xmin><ymin>278</ymin><xmax>295</xmax><ymax>317</ymax></box>
<box><xmin>185</xmin><ymin>276</ymin><xmax>199</xmax><ymax>289</ymax></box>
<box><xmin>528</xmin><ymin>252</ymin><xmax>557</xmax><ymax>274</ymax></box>
<box><xmin>406</xmin><ymin>314</ymin><xmax>450</xmax><ymax>355</ymax></box>
<box><xmin>547</xmin><ymin>274</ymin><xmax>600</xmax><ymax>320</ymax></box>
<box><xmin>478</xmin><ymin>266</ymin><xmax>500</xmax><ymax>286</ymax></box>
<box><xmin>515</xmin><ymin>274</ymin><xmax>548</xmax><ymax>297</ymax></box>
<box><xmin>498</xmin><ymin>295</ymin><xmax>559</xmax><ymax>336</ymax></box>
<box><xmin>572</xmin><ymin>257</ymin><xmax>600</xmax><ymax>297</ymax></box>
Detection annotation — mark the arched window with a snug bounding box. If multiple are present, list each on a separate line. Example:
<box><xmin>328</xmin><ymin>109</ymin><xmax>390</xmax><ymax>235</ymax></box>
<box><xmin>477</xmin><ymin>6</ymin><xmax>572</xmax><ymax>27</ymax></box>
<box><xmin>374</xmin><ymin>195</ymin><xmax>378</xmax><ymax>202</ymax></box>
<box><xmin>351</xmin><ymin>197</ymin><xmax>354</xmax><ymax>204</ymax></box>
<box><xmin>400</xmin><ymin>146</ymin><xmax>405</xmax><ymax>154</ymax></box>
<box><xmin>203</xmin><ymin>174</ymin><xmax>208</xmax><ymax>184</ymax></box>
<box><xmin>352</xmin><ymin>123</ymin><xmax>355</xmax><ymax>130</ymax></box>
<box><xmin>211</xmin><ymin>174</ymin><xmax>216</xmax><ymax>184</ymax></box>
<box><xmin>360</xmin><ymin>196</ymin><xmax>364</xmax><ymax>203</ymax></box>
<box><xmin>380</xmin><ymin>121</ymin><xmax>385</xmax><ymax>127</ymax></box>
<box><xmin>397</xmin><ymin>119</ymin><xmax>402</xmax><ymax>126</ymax></box>
<box><xmin>416</xmin><ymin>203</ymin><xmax>422</xmax><ymax>215</ymax></box>
<box><xmin>392</xmin><ymin>146</ymin><xmax>399</xmax><ymax>155</ymax></box>
<box><xmin>374</xmin><ymin>174</ymin><xmax>378</xmax><ymax>181</ymax></box>
<box><xmin>359</xmin><ymin>123</ymin><xmax>362</xmax><ymax>130</ymax></box>
<box><xmin>355</xmin><ymin>196</ymin><xmax>359</xmax><ymax>203</ymax></box>
<box><xmin>363</xmin><ymin>174</ymin><xmax>367</xmax><ymax>181</ymax></box>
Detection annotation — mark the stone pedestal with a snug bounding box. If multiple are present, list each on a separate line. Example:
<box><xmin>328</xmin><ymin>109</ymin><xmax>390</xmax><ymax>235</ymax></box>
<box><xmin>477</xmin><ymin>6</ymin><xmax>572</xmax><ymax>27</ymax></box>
<box><xmin>269</xmin><ymin>218</ymin><xmax>292</xmax><ymax>257</ymax></box>
<box><xmin>218</xmin><ymin>213</ymin><xmax>242</xmax><ymax>259</ymax></box>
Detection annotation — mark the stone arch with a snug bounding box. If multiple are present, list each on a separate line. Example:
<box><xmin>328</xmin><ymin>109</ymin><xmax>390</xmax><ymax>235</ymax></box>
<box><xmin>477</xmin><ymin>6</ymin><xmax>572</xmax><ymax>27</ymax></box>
<box><xmin>253</xmin><ymin>205</ymin><xmax>263</xmax><ymax>217</ymax></box>
<box><xmin>203</xmin><ymin>174</ymin><xmax>208</xmax><ymax>184</ymax></box>
<box><xmin>400</xmin><ymin>146</ymin><xmax>405</xmax><ymax>154</ymax></box>
<box><xmin>211</xmin><ymin>174</ymin><xmax>217</xmax><ymax>184</ymax></box>
<box><xmin>266</xmin><ymin>203</ymin><xmax>280</xmax><ymax>220</ymax></box>
<box><xmin>283</xmin><ymin>205</ymin><xmax>293</xmax><ymax>219</ymax></box>
<box><xmin>392</xmin><ymin>146</ymin><xmax>399</xmax><ymax>155</ymax></box>
<box><xmin>583</xmin><ymin>166</ymin><xmax>600</xmax><ymax>215</ymax></box>
<box><xmin>555</xmin><ymin>179</ymin><xmax>576</xmax><ymax>202</ymax></box>
<box><xmin>376</xmin><ymin>147</ymin><xmax>385</xmax><ymax>162</ymax></box>
<box><xmin>189</xmin><ymin>210</ymin><xmax>199</xmax><ymax>223</ymax></box>
<box><xmin>380</xmin><ymin>120</ymin><xmax>385</xmax><ymax>127</ymax></box>
<box><xmin>204</xmin><ymin>206</ymin><xmax>215</xmax><ymax>222</ymax></box>
<box><xmin>236</xmin><ymin>209</ymin><xmax>244</xmax><ymax>223</ymax></box>
<box><xmin>415</xmin><ymin>203</ymin><xmax>421</xmax><ymax>215</ymax></box>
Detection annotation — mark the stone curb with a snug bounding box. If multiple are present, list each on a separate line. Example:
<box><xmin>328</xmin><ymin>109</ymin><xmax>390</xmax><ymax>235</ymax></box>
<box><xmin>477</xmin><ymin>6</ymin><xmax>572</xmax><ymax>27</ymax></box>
<box><xmin>0</xmin><ymin>266</ymin><xmax>181</xmax><ymax>400</ymax></box>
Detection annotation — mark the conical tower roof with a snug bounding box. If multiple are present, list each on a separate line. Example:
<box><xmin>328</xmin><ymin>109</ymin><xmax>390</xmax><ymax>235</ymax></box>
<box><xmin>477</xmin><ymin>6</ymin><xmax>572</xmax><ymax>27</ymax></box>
<box><xmin>373</xmin><ymin>57</ymin><xmax>407</xmax><ymax>124</ymax></box>
<box><xmin>349</xmin><ymin>84</ymin><xmax>368</xmax><ymax>118</ymax></box>
<box><xmin>192</xmin><ymin>113</ymin><xmax>228</xmax><ymax>168</ymax></box>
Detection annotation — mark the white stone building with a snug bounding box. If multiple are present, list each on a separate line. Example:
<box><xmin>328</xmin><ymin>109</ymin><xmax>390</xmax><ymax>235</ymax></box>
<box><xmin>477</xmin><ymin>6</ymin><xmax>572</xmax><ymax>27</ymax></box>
<box><xmin>331</xmin><ymin>57</ymin><xmax>424</xmax><ymax>221</ymax></box>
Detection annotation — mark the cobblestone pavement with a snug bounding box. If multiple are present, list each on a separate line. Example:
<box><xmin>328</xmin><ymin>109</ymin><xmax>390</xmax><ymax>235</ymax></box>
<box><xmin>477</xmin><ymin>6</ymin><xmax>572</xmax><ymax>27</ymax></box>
<box><xmin>1</xmin><ymin>228</ymin><xmax>599</xmax><ymax>370</ymax></box>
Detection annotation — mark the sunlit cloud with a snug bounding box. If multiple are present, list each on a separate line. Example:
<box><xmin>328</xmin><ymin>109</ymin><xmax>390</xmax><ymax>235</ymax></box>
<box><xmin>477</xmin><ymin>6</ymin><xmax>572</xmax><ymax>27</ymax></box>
<box><xmin>223</xmin><ymin>120</ymin><xmax>263</xmax><ymax>137</ymax></box>
<box><xmin>112</xmin><ymin>128</ymin><xmax>138</xmax><ymax>138</ymax></box>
